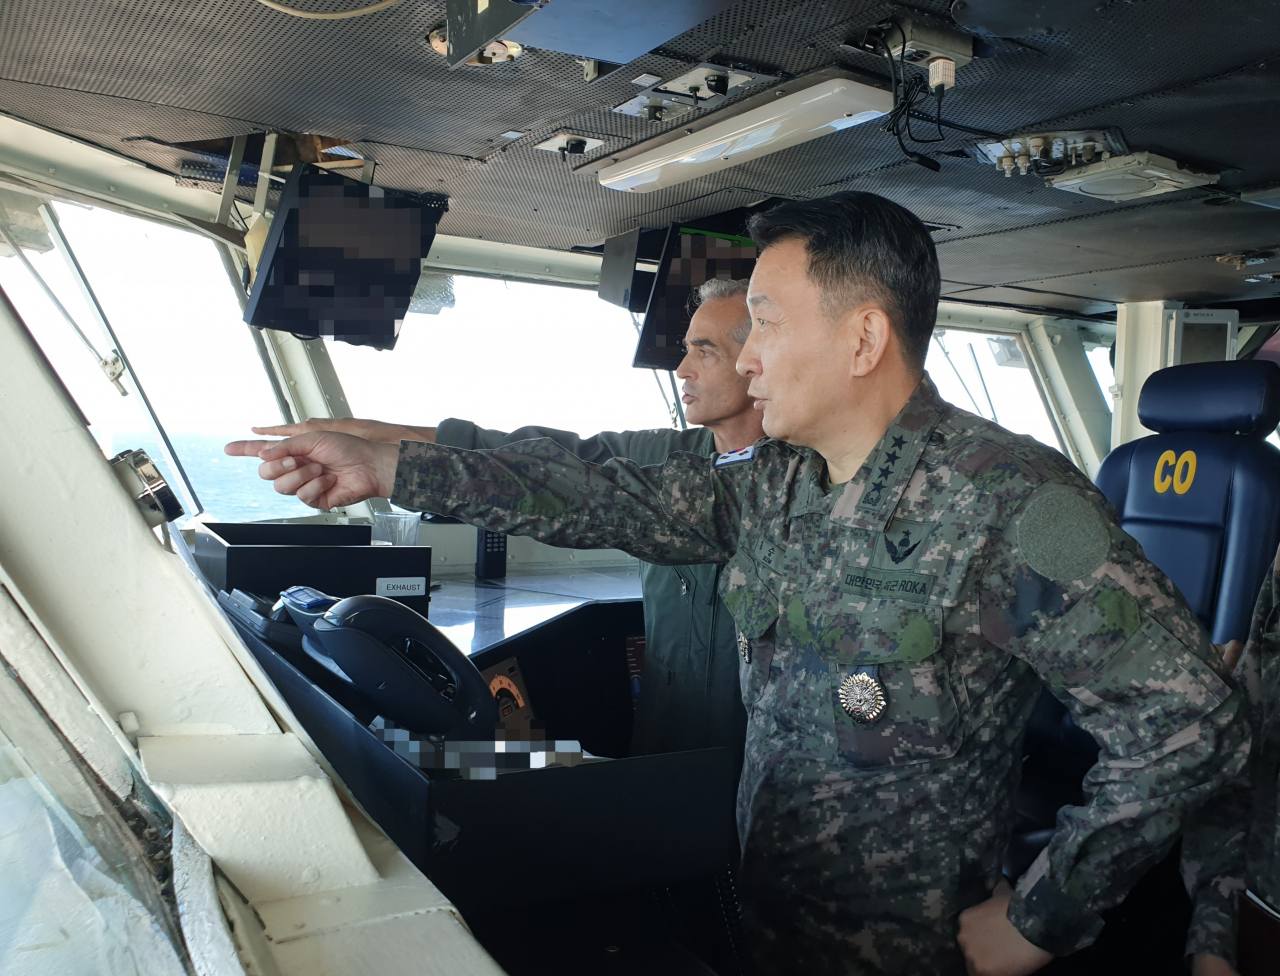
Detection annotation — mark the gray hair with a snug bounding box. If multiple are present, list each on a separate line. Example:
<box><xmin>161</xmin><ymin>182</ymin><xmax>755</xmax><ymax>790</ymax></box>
<box><xmin>694</xmin><ymin>277</ymin><xmax>752</xmax><ymax>345</ymax></box>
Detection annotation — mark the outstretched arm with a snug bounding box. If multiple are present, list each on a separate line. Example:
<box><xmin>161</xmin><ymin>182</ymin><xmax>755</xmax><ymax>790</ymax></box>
<box><xmin>233</xmin><ymin>420</ymin><xmax>711</xmax><ymax>490</ymax></box>
<box><xmin>434</xmin><ymin>419</ymin><xmax>712</xmax><ymax>467</ymax></box>
<box><xmin>250</xmin><ymin>417</ymin><xmax>437</xmax><ymax>445</ymax></box>
<box><xmin>225</xmin><ymin>432</ymin><xmax>747</xmax><ymax>565</ymax></box>
<box><xmin>391</xmin><ymin>437</ymin><xmax>744</xmax><ymax>564</ymax></box>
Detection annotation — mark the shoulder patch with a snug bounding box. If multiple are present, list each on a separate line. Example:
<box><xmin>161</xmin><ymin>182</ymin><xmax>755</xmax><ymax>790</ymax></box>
<box><xmin>1016</xmin><ymin>488</ymin><xmax>1110</xmax><ymax>582</ymax></box>
<box><xmin>714</xmin><ymin>445</ymin><xmax>755</xmax><ymax>468</ymax></box>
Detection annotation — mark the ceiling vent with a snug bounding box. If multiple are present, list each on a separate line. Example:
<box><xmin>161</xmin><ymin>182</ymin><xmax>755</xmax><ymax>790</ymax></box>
<box><xmin>1045</xmin><ymin>152</ymin><xmax>1217</xmax><ymax>201</ymax></box>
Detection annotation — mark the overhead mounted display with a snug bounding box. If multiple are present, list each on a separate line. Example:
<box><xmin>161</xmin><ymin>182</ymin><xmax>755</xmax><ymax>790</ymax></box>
<box><xmin>243</xmin><ymin>165</ymin><xmax>448</xmax><ymax>350</ymax></box>
<box><xmin>634</xmin><ymin>224</ymin><xmax>758</xmax><ymax>371</ymax></box>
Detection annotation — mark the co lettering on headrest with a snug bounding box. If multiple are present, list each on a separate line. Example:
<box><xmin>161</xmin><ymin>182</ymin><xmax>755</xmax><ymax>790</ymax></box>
<box><xmin>1154</xmin><ymin>450</ymin><xmax>1197</xmax><ymax>495</ymax></box>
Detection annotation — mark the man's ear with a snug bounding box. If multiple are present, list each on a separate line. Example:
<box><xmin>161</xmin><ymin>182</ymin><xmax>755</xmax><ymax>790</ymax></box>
<box><xmin>846</xmin><ymin>305</ymin><xmax>896</xmax><ymax>378</ymax></box>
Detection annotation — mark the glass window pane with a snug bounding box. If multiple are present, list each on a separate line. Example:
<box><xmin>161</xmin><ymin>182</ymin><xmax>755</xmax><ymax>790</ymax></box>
<box><xmin>1</xmin><ymin>203</ymin><xmax>313</xmax><ymax>523</ymax></box>
<box><xmin>926</xmin><ymin>330</ymin><xmax>1061</xmax><ymax>450</ymax></box>
<box><xmin>326</xmin><ymin>276</ymin><xmax>674</xmax><ymax>435</ymax></box>
<box><xmin>1087</xmin><ymin>345</ymin><xmax>1116</xmax><ymax>406</ymax></box>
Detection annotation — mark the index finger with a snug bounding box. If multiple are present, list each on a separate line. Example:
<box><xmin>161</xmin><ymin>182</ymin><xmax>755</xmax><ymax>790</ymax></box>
<box><xmin>251</xmin><ymin>424</ymin><xmax>307</xmax><ymax>436</ymax></box>
<box><xmin>254</xmin><ymin>431</ymin><xmax>327</xmax><ymax>461</ymax></box>
<box><xmin>225</xmin><ymin>439</ymin><xmax>281</xmax><ymax>457</ymax></box>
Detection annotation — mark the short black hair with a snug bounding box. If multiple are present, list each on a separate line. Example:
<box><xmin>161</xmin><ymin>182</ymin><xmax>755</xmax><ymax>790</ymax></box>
<box><xmin>747</xmin><ymin>191</ymin><xmax>940</xmax><ymax>372</ymax></box>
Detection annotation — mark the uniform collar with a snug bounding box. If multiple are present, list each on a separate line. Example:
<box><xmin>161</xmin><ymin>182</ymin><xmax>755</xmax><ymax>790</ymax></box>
<box><xmin>787</xmin><ymin>451</ymin><xmax>829</xmax><ymax>517</ymax></box>
<box><xmin>820</xmin><ymin>374</ymin><xmax>947</xmax><ymax>529</ymax></box>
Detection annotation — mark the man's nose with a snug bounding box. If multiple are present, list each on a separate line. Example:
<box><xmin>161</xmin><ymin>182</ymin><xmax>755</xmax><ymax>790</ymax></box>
<box><xmin>736</xmin><ymin>333</ymin><xmax>761</xmax><ymax>378</ymax></box>
<box><xmin>675</xmin><ymin>351</ymin><xmax>696</xmax><ymax>380</ymax></box>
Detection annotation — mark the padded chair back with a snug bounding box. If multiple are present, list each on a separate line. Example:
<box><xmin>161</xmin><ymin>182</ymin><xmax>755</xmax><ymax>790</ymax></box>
<box><xmin>1095</xmin><ymin>359</ymin><xmax>1280</xmax><ymax>643</ymax></box>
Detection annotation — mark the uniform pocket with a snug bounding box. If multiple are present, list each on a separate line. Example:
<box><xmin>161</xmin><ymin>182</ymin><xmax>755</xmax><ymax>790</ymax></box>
<box><xmin>1061</xmin><ymin>610</ymin><xmax>1229</xmax><ymax>758</ymax></box>
<box><xmin>824</xmin><ymin>604</ymin><xmax>963</xmax><ymax>768</ymax></box>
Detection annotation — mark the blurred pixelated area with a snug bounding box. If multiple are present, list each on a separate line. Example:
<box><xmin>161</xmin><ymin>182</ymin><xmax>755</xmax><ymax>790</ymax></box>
<box><xmin>634</xmin><ymin>230</ymin><xmax>756</xmax><ymax>370</ymax></box>
<box><xmin>244</xmin><ymin>165</ymin><xmax>448</xmax><ymax>350</ymax></box>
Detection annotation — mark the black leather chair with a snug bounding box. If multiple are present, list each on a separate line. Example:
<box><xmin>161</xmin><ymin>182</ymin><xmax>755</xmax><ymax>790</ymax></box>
<box><xmin>1006</xmin><ymin>359</ymin><xmax>1280</xmax><ymax>901</ymax></box>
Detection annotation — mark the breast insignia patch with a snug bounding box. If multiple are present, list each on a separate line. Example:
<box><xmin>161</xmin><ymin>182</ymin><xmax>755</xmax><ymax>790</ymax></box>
<box><xmin>715</xmin><ymin>445</ymin><xmax>756</xmax><ymax>468</ymax></box>
<box><xmin>1017</xmin><ymin>488</ymin><xmax>1110</xmax><ymax>582</ymax></box>
<box><xmin>839</xmin><ymin>670</ymin><xmax>887</xmax><ymax>724</ymax></box>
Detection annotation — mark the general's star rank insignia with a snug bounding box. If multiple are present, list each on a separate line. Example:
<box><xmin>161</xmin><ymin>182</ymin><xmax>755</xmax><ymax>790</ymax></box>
<box><xmin>738</xmin><ymin>631</ymin><xmax>751</xmax><ymax>663</ymax></box>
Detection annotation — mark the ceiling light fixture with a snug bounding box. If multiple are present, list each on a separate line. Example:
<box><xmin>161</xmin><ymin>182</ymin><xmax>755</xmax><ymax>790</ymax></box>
<box><xmin>596</xmin><ymin>77</ymin><xmax>893</xmax><ymax>194</ymax></box>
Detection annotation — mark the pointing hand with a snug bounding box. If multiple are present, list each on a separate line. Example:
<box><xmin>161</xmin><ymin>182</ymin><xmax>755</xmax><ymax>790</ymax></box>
<box><xmin>224</xmin><ymin>431</ymin><xmax>400</xmax><ymax>511</ymax></box>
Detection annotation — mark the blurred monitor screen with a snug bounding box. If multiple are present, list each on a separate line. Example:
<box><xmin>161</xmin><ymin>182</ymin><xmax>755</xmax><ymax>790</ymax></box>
<box><xmin>633</xmin><ymin>226</ymin><xmax>757</xmax><ymax>371</ymax></box>
<box><xmin>244</xmin><ymin>165</ymin><xmax>447</xmax><ymax>350</ymax></box>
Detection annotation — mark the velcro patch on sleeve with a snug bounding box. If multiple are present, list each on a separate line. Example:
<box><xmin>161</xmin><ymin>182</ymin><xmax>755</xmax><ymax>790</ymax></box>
<box><xmin>1016</xmin><ymin>487</ymin><xmax>1110</xmax><ymax>582</ymax></box>
<box><xmin>714</xmin><ymin>445</ymin><xmax>755</xmax><ymax>468</ymax></box>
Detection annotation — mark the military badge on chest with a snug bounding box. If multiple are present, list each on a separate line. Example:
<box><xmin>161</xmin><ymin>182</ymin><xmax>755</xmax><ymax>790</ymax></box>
<box><xmin>874</xmin><ymin>518</ymin><xmax>935</xmax><ymax>571</ymax></box>
<box><xmin>839</xmin><ymin>667</ymin><xmax>887</xmax><ymax>723</ymax></box>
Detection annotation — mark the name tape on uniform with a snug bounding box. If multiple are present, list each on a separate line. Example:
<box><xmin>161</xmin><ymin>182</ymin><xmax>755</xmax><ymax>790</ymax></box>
<box><xmin>840</xmin><ymin>568</ymin><xmax>934</xmax><ymax>605</ymax></box>
<box><xmin>376</xmin><ymin>576</ymin><xmax>427</xmax><ymax>597</ymax></box>
<box><xmin>714</xmin><ymin>445</ymin><xmax>755</xmax><ymax>468</ymax></box>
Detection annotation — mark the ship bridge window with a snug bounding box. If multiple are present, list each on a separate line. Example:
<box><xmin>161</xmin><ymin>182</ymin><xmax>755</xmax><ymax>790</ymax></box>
<box><xmin>1086</xmin><ymin>343</ymin><xmax>1116</xmax><ymax>404</ymax></box>
<box><xmin>325</xmin><ymin>275</ymin><xmax>676</xmax><ymax>435</ymax></box>
<box><xmin>0</xmin><ymin>202</ymin><xmax>311</xmax><ymax>524</ymax></box>
<box><xmin>927</xmin><ymin>330</ymin><xmax>1064</xmax><ymax>450</ymax></box>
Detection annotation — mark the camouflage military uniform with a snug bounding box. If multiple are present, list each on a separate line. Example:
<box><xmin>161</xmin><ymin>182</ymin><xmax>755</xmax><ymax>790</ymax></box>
<box><xmin>1183</xmin><ymin>550</ymin><xmax>1280</xmax><ymax>965</ymax></box>
<box><xmin>391</xmin><ymin>375</ymin><xmax>1248</xmax><ymax>975</ymax></box>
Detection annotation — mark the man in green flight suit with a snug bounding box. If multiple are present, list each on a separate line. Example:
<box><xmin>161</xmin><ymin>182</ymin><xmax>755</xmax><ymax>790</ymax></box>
<box><xmin>230</xmin><ymin>192</ymin><xmax>1248</xmax><ymax>976</ymax></box>
<box><xmin>239</xmin><ymin>278</ymin><xmax>762</xmax><ymax>776</ymax></box>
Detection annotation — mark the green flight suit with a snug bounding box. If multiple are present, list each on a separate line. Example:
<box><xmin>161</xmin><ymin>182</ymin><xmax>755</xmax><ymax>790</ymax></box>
<box><xmin>435</xmin><ymin>419</ymin><xmax>747</xmax><ymax>774</ymax></box>
<box><xmin>393</xmin><ymin>376</ymin><xmax>1247</xmax><ymax>975</ymax></box>
<box><xmin>1183</xmin><ymin>548</ymin><xmax>1280</xmax><ymax>965</ymax></box>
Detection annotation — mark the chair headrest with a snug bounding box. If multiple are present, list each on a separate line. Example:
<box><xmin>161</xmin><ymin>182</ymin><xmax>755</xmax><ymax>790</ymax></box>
<box><xmin>1138</xmin><ymin>360</ymin><xmax>1280</xmax><ymax>436</ymax></box>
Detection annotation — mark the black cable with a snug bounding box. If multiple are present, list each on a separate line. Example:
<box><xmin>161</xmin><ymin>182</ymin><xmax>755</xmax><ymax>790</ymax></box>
<box><xmin>873</xmin><ymin>25</ymin><xmax>943</xmax><ymax>172</ymax></box>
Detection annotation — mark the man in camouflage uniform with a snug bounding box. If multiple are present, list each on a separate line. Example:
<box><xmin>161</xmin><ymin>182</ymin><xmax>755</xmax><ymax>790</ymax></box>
<box><xmin>233</xmin><ymin>192</ymin><xmax>1248</xmax><ymax>975</ymax></box>
<box><xmin>1182</xmin><ymin>549</ymin><xmax>1280</xmax><ymax>976</ymax></box>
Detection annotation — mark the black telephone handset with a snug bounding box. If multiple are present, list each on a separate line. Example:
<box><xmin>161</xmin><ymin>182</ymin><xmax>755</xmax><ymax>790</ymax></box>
<box><xmin>284</xmin><ymin>590</ymin><xmax>497</xmax><ymax>736</ymax></box>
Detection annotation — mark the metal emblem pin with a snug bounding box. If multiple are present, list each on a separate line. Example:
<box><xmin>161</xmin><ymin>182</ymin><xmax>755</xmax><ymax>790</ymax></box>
<box><xmin>737</xmin><ymin>631</ymin><xmax>751</xmax><ymax>664</ymax></box>
<box><xmin>839</xmin><ymin>671</ymin><xmax>887</xmax><ymax>724</ymax></box>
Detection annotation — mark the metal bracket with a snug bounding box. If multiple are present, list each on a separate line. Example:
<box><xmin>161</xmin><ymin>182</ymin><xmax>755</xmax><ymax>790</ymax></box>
<box><xmin>99</xmin><ymin>352</ymin><xmax>127</xmax><ymax>395</ymax></box>
<box><xmin>252</xmin><ymin>133</ymin><xmax>278</xmax><ymax>215</ymax></box>
<box><xmin>611</xmin><ymin>63</ymin><xmax>777</xmax><ymax>122</ymax></box>
<box><xmin>216</xmin><ymin>134</ymin><xmax>247</xmax><ymax>227</ymax></box>
<box><xmin>110</xmin><ymin>448</ymin><xmax>185</xmax><ymax>527</ymax></box>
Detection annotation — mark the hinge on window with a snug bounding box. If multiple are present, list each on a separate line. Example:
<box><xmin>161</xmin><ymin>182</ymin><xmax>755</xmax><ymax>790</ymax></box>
<box><xmin>100</xmin><ymin>352</ymin><xmax>127</xmax><ymax>395</ymax></box>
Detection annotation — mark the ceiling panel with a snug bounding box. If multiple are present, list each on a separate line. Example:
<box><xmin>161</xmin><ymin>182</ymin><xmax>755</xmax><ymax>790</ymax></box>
<box><xmin>0</xmin><ymin>0</ymin><xmax>1277</xmax><ymax>308</ymax></box>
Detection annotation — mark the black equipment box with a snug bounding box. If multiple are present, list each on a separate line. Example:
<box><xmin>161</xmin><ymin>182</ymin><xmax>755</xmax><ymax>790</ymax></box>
<box><xmin>193</xmin><ymin>522</ymin><xmax>431</xmax><ymax>616</ymax></box>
